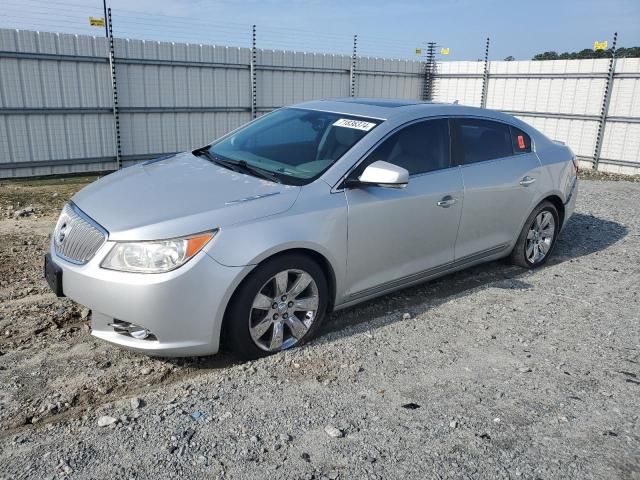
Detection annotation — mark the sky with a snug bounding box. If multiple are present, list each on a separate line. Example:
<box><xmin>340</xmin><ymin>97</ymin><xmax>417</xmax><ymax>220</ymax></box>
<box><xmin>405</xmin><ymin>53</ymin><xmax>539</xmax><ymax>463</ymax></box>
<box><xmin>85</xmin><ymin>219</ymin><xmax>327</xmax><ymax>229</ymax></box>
<box><xmin>2</xmin><ymin>0</ymin><xmax>639</xmax><ymax>60</ymax></box>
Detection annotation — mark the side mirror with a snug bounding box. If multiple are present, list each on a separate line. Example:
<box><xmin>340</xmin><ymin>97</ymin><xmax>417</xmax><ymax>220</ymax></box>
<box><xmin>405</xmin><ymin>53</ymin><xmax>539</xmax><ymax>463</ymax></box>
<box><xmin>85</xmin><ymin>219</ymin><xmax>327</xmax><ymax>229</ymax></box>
<box><xmin>347</xmin><ymin>160</ymin><xmax>409</xmax><ymax>189</ymax></box>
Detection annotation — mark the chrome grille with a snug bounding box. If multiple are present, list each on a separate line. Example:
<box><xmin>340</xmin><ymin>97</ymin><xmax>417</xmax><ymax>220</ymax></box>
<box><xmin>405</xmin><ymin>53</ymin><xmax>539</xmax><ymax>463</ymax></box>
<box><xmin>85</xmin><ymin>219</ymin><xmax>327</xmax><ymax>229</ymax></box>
<box><xmin>53</xmin><ymin>203</ymin><xmax>107</xmax><ymax>264</ymax></box>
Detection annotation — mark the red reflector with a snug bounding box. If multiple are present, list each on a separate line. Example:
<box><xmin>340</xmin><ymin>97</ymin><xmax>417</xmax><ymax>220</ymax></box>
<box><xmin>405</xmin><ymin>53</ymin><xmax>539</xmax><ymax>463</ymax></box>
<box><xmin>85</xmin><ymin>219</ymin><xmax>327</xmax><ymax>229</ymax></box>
<box><xmin>517</xmin><ymin>135</ymin><xmax>526</xmax><ymax>149</ymax></box>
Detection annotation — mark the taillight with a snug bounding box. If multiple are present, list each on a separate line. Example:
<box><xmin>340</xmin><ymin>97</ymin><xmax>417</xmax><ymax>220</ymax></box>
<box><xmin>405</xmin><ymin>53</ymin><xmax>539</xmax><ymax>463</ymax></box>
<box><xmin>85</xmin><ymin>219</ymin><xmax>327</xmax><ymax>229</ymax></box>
<box><xmin>571</xmin><ymin>156</ymin><xmax>579</xmax><ymax>175</ymax></box>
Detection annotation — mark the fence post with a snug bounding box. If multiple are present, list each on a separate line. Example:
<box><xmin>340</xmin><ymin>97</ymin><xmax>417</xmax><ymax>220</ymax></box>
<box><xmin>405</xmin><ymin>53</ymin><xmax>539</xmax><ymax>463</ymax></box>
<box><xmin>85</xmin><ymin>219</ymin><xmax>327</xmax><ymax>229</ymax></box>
<box><xmin>106</xmin><ymin>8</ymin><xmax>122</xmax><ymax>169</ymax></box>
<box><xmin>480</xmin><ymin>37</ymin><xmax>490</xmax><ymax>108</ymax></box>
<box><xmin>422</xmin><ymin>42</ymin><xmax>437</xmax><ymax>101</ymax></box>
<box><xmin>250</xmin><ymin>25</ymin><xmax>257</xmax><ymax>119</ymax></box>
<box><xmin>593</xmin><ymin>32</ymin><xmax>618</xmax><ymax>171</ymax></box>
<box><xmin>101</xmin><ymin>0</ymin><xmax>108</xmax><ymax>38</ymax></box>
<box><xmin>349</xmin><ymin>34</ymin><xmax>358</xmax><ymax>97</ymax></box>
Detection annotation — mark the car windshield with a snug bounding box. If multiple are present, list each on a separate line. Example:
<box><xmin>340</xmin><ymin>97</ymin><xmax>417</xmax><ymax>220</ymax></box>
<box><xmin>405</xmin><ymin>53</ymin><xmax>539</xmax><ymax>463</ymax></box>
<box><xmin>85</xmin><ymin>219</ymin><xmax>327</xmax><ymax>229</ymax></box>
<box><xmin>206</xmin><ymin>108</ymin><xmax>381</xmax><ymax>185</ymax></box>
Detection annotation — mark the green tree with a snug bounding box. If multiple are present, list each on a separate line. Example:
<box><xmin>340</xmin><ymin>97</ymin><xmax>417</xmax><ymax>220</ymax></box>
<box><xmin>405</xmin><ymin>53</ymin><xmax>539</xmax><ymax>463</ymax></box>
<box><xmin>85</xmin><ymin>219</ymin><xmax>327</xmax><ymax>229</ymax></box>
<box><xmin>618</xmin><ymin>47</ymin><xmax>640</xmax><ymax>57</ymax></box>
<box><xmin>532</xmin><ymin>47</ymin><xmax>640</xmax><ymax>60</ymax></box>
<box><xmin>504</xmin><ymin>55</ymin><xmax>515</xmax><ymax>61</ymax></box>
<box><xmin>533</xmin><ymin>51</ymin><xmax>559</xmax><ymax>60</ymax></box>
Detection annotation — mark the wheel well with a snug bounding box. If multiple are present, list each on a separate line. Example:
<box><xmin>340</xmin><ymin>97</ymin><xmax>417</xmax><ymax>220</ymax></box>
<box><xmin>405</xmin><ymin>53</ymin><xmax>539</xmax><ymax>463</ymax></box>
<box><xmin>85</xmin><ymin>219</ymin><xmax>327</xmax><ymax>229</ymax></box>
<box><xmin>219</xmin><ymin>248</ymin><xmax>337</xmax><ymax>351</ymax></box>
<box><xmin>274</xmin><ymin>248</ymin><xmax>337</xmax><ymax>311</ymax></box>
<box><xmin>543</xmin><ymin>195</ymin><xmax>565</xmax><ymax>227</ymax></box>
<box><xmin>225</xmin><ymin>248</ymin><xmax>337</xmax><ymax>320</ymax></box>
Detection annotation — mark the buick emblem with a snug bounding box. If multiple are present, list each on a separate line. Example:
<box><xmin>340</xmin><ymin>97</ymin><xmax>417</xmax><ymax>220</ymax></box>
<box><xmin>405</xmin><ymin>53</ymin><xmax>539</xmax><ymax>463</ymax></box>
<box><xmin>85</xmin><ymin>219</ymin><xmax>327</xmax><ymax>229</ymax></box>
<box><xmin>58</xmin><ymin>223</ymin><xmax>68</xmax><ymax>244</ymax></box>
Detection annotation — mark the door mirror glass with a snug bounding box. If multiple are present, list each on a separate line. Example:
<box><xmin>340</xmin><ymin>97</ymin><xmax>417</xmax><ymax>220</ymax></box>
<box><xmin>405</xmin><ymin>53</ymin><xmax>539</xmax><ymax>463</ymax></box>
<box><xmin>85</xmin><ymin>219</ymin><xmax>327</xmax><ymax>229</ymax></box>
<box><xmin>354</xmin><ymin>160</ymin><xmax>409</xmax><ymax>188</ymax></box>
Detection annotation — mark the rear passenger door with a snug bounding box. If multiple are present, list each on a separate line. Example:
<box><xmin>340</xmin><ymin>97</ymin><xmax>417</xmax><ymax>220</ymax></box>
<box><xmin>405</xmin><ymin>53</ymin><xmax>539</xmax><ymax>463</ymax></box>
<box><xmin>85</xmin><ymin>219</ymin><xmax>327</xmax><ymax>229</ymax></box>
<box><xmin>452</xmin><ymin>118</ymin><xmax>542</xmax><ymax>260</ymax></box>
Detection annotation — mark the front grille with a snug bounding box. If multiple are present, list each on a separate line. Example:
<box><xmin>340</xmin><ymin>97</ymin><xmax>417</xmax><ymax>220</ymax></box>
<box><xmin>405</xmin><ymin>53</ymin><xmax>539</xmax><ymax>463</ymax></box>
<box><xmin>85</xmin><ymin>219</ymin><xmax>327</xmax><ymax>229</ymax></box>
<box><xmin>53</xmin><ymin>203</ymin><xmax>108</xmax><ymax>264</ymax></box>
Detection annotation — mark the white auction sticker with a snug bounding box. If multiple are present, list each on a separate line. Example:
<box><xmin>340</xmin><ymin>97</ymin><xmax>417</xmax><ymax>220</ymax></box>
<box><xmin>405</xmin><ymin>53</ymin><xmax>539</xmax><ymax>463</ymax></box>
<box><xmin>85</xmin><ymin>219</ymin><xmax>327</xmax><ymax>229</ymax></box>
<box><xmin>332</xmin><ymin>118</ymin><xmax>376</xmax><ymax>131</ymax></box>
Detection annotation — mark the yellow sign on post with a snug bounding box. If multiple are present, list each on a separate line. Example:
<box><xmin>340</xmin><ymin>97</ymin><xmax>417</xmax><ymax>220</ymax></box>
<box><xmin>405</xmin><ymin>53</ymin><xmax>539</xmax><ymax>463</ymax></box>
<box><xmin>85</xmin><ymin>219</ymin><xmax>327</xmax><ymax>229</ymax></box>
<box><xmin>415</xmin><ymin>48</ymin><xmax>422</xmax><ymax>55</ymax></box>
<box><xmin>89</xmin><ymin>17</ymin><xmax>105</xmax><ymax>27</ymax></box>
<box><xmin>440</xmin><ymin>47</ymin><xmax>450</xmax><ymax>55</ymax></box>
<box><xmin>593</xmin><ymin>41</ymin><xmax>608</xmax><ymax>51</ymax></box>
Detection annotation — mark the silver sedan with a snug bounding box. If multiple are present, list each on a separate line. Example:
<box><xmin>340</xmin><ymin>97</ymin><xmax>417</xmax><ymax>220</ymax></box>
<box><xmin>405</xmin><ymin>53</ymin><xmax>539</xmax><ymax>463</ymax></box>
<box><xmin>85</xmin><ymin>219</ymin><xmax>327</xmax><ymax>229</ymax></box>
<box><xmin>45</xmin><ymin>98</ymin><xmax>578</xmax><ymax>359</ymax></box>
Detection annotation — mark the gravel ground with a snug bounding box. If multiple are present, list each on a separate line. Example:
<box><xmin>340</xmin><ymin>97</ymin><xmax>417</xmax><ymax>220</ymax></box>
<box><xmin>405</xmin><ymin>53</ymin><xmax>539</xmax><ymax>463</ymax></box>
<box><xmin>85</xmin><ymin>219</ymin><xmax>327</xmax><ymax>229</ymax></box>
<box><xmin>0</xmin><ymin>176</ymin><xmax>639</xmax><ymax>480</ymax></box>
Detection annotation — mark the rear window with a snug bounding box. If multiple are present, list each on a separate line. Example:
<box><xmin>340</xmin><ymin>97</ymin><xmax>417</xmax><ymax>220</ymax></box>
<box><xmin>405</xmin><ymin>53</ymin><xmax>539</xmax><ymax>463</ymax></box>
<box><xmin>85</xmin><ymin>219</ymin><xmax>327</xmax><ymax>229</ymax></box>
<box><xmin>510</xmin><ymin>126</ymin><xmax>532</xmax><ymax>154</ymax></box>
<box><xmin>454</xmin><ymin>118</ymin><xmax>513</xmax><ymax>165</ymax></box>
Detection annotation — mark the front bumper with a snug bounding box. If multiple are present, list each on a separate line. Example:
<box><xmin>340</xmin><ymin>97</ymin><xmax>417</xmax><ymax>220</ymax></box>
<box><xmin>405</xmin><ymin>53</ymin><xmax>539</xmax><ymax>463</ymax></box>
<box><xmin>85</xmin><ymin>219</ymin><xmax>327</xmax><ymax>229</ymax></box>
<box><xmin>47</xmin><ymin>240</ymin><xmax>252</xmax><ymax>357</ymax></box>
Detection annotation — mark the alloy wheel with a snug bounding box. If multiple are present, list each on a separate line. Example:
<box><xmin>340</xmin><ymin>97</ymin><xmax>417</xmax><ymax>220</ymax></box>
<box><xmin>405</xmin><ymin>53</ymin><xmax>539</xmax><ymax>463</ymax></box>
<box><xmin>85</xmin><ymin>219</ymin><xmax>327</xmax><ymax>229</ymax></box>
<box><xmin>525</xmin><ymin>210</ymin><xmax>556</xmax><ymax>264</ymax></box>
<box><xmin>248</xmin><ymin>269</ymin><xmax>319</xmax><ymax>352</ymax></box>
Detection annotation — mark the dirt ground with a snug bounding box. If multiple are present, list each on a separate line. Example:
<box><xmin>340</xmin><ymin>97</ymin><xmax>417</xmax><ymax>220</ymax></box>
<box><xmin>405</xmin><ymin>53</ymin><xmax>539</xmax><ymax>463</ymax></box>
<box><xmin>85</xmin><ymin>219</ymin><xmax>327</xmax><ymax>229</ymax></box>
<box><xmin>0</xmin><ymin>174</ymin><xmax>638</xmax><ymax>479</ymax></box>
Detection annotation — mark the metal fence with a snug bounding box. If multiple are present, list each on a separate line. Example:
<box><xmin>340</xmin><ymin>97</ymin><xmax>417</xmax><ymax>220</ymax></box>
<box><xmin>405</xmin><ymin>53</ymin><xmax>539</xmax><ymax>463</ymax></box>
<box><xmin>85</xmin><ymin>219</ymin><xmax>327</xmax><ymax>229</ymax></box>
<box><xmin>435</xmin><ymin>53</ymin><xmax>640</xmax><ymax>175</ymax></box>
<box><xmin>1</xmin><ymin>27</ymin><xmax>639</xmax><ymax>178</ymax></box>
<box><xmin>0</xmin><ymin>27</ymin><xmax>426</xmax><ymax>178</ymax></box>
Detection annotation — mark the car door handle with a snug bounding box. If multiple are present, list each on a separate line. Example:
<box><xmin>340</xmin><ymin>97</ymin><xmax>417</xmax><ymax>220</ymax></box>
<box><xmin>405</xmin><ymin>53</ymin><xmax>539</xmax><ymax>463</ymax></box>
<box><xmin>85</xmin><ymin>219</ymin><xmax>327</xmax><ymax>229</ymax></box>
<box><xmin>519</xmin><ymin>176</ymin><xmax>536</xmax><ymax>187</ymax></box>
<box><xmin>437</xmin><ymin>196</ymin><xmax>457</xmax><ymax>208</ymax></box>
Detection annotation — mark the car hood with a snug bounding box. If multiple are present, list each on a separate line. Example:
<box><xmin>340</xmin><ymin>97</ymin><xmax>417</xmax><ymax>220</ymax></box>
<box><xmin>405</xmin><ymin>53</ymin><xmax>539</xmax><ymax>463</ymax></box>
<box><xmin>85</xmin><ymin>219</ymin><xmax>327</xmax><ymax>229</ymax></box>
<box><xmin>72</xmin><ymin>152</ymin><xmax>300</xmax><ymax>241</ymax></box>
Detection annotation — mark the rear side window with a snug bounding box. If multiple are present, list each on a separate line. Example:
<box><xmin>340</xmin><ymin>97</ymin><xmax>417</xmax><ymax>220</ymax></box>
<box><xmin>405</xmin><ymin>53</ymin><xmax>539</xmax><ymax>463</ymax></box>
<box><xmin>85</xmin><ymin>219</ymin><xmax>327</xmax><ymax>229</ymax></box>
<box><xmin>510</xmin><ymin>126</ymin><xmax>532</xmax><ymax>154</ymax></box>
<box><xmin>363</xmin><ymin>119</ymin><xmax>450</xmax><ymax>176</ymax></box>
<box><xmin>454</xmin><ymin>118</ymin><xmax>513</xmax><ymax>165</ymax></box>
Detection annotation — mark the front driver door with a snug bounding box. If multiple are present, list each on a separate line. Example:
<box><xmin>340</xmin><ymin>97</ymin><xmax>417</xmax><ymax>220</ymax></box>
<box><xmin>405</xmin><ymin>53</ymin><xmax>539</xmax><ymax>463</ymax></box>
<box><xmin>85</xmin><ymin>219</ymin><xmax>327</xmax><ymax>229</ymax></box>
<box><xmin>344</xmin><ymin>119</ymin><xmax>463</xmax><ymax>299</ymax></box>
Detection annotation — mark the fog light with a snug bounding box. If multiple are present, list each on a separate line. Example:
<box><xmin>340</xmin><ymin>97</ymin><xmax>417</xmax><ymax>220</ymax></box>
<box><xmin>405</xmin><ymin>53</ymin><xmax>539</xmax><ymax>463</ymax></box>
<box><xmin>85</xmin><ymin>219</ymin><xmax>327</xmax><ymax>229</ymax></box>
<box><xmin>129</xmin><ymin>327</ymin><xmax>150</xmax><ymax>340</ymax></box>
<box><xmin>108</xmin><ymin>320</ymin><xmax>157</xmax><ymax>341</ymax></box>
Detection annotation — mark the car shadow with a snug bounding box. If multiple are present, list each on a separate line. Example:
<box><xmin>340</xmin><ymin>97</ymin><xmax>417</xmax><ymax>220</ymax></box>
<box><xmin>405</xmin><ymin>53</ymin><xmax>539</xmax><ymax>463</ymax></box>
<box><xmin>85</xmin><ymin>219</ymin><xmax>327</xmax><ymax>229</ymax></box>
<box><xmin>316</xmin><ymin>212</ymin><xmax>628</xmax><ymax>341</ymax></box>
<box><xmin>166</xmin><ymin>212</ymin><xmax>626</xmax><ymax>368</ymax></box>
<box><xmin>162</xmin><ymin>350</ymin><xmax>240</xmax><ymax>371</ymax></box>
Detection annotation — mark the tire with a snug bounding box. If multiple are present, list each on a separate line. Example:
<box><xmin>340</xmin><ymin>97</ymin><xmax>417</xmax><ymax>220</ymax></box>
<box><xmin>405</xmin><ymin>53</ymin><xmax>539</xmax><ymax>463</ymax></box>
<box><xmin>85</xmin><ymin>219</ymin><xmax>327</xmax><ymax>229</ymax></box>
<box><xmin>510</xmin><ymin>201</ymin><xmax>560</xmax><ymax>269</ymax></box>
<box><xmin>223</xmin><ymin>253</ymin><xmax>329</xmax><ymax>360</ymax></box>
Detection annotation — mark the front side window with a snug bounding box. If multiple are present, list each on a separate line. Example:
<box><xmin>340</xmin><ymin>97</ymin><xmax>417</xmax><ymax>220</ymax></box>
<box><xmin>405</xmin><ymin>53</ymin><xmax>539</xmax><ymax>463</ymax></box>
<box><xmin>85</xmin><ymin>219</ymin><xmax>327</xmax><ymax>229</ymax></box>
<box><xmin>454</xmin><ymin>118</ymin><xmax>513</xmax><ymax>165</ymax></box>
<box><xmin>208</xmin><ymin>108</ymin><xmax>380</xmax><ymax>185</ymax></box>
<box><xmin>359</xmin><ymin>119</ymin><xmax>451</xmax><ymax>176</ymax></box>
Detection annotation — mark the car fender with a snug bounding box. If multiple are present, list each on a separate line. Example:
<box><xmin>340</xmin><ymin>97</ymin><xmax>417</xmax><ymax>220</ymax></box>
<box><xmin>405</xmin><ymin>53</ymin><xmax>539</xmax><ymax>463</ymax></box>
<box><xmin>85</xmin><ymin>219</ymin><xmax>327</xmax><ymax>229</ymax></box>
<box><xmin>206</xmin><ymin>183</ymin><xmax>349</xmax><ymax>305</ymax></box>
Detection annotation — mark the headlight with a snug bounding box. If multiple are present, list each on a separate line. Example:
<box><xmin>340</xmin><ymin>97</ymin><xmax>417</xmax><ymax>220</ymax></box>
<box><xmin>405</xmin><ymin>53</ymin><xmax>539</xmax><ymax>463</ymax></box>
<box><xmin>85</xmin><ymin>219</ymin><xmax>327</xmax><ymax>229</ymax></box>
<box><xmin>101</xmin><ymin>230</ymin><xmax>217</xmax><ymax>273</ymax></box>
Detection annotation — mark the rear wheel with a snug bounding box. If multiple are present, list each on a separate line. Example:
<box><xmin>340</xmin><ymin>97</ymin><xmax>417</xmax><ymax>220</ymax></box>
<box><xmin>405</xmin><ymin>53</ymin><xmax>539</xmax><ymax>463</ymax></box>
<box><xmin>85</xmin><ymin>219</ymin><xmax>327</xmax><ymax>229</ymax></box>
<box><xmin>224</xmin><ymin>253</ymin><xmax>328</xmax><ymax>360</ymax></box>
<box><xmin>510</xmin><ymin>201</ymin><xmax>559</xmax><ymax>268</ymax></box>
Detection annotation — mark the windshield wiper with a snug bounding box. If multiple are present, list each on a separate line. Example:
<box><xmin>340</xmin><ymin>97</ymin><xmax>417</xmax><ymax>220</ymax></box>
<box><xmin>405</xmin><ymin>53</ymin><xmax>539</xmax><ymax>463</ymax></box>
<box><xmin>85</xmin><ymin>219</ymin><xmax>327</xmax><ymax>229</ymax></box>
<box><xmin>231</xmin><ymin>159</ymin><xmax>282</xmax><ymax>184</ymax></box>
<box><xmin>193</xmin><ymin>149</ymin><xmax>281</xmax><ymax>184</ymax></box>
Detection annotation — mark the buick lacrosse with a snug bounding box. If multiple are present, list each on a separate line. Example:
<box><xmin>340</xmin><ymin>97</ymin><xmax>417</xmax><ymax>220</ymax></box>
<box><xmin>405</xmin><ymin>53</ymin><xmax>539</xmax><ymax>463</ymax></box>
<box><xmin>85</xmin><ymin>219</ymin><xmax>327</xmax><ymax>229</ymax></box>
<box><xmin>45</xmin><ymin>98</ymin><xmax>578</xmax><ymax>359</ymax></box>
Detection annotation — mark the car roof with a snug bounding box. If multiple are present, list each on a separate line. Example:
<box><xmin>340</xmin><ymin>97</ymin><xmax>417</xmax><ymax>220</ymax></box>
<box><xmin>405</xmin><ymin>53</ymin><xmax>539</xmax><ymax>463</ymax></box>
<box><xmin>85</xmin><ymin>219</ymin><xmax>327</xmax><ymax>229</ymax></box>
<box><xmin>330</xmin><ymin>98</ymin><xmax>424</xmax><ymax>108</ymax></box>
<box><xmin>292</xmin><ymin>98</ymin><xmax>426</xmax><ymax>119</ymax></box>
<box><xmin>291</xmin><ymin>98</ymin><xmax>524</xmax><ymax>126</ymax></box>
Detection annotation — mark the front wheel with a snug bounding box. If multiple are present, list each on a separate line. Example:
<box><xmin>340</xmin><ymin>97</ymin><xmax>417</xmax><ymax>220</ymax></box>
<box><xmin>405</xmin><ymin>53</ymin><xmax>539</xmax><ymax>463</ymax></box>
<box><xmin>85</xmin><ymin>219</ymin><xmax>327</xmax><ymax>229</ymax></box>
<box><xmin>510</xmin><ymin>201</ymin><xmax>559</xmax><ymax>268</ymax></box>
<box><xmin>223</xmin><ymin>253</ymin><xmax>329</xmax><ymax>360</ymax></box>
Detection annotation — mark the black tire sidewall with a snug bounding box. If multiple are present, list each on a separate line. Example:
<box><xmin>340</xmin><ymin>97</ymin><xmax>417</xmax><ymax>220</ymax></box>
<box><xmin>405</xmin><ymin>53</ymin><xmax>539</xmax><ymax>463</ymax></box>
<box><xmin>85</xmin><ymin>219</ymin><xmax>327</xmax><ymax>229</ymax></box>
<box><xmin>223</xmin><ymin>253</ymin><xmax>329</xmax><ymax>360</ymax></box>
